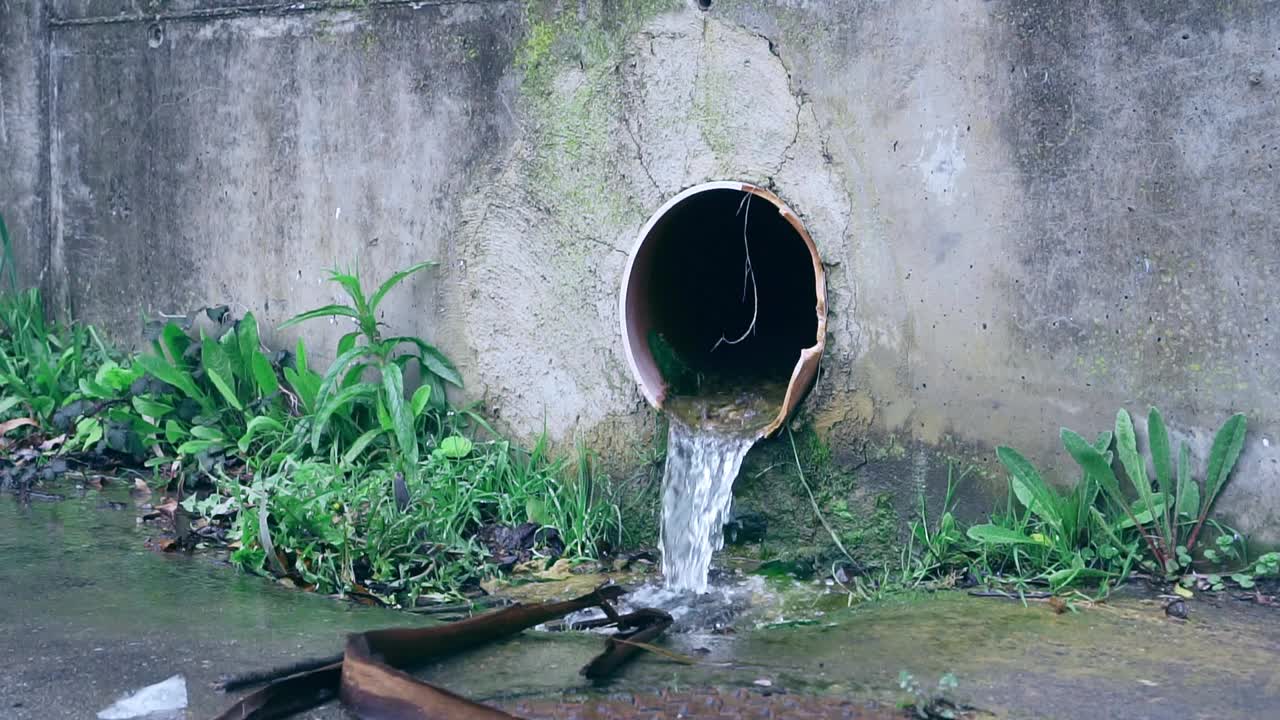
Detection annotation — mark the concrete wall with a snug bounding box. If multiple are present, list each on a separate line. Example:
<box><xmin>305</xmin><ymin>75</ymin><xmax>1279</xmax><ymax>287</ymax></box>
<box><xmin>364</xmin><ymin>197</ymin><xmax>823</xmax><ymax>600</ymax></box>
<box><xmin>0</xmin><ymin>0</ymin><xmax>49</xmax><ymax>288</ymax></box>
<box><xmin>4</xmin><ymin>0</ymin><xmax>1279</xmax><ymax>541</ymax></box>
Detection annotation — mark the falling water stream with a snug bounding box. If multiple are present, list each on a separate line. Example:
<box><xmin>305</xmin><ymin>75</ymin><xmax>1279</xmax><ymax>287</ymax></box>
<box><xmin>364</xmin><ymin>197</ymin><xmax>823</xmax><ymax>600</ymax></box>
<box><xmin>658</xmin><ymin>382</ymin><xmax>785</xmax><ymax>594</ymax></box>
<box><xmin>658</xmin><ymin>418</ymin><xmax>759</xmax><ymax>593</ymax></box>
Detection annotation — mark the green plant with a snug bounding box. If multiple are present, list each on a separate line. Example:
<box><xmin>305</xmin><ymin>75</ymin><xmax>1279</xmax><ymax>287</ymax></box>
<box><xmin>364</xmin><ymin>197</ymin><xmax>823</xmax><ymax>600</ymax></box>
<box><xmin>278</xmin><ymin>263</ymin><xmax>461</xmax><ymax>483</ymax></box>
<box><xmin>1063</xmin><ymin>407</ymin><xmax>1247</xmax><ymax>579</ymax></box>
<box><xmin>908</xmin><ymin>464</ymin><xmax>970</xmax><ymax>582</ymax></box>
<box><xmin>197</xmin><ymin>429</ymin><xmax>622</xmax><ymax>604</ymax></box>
<box><xmin>0</xmin><ymin>287</ymin><xmax>114</xmax><ymax>427</ymax></box>
<box><xmin>115</xmin><ymin>311</ymin><xmax>289</xmax><ymax>470</ymax></box>
<box><xmin>966</xmin><ymin>436</ymin><xmax>1137</xmax><ymax>592</ymax></box>
<box><xmin>0</xmin><ymin>211</ymin><xmax>17</xmax><ymax>294</ymax></box>
<box><xmin>1186</xmin><ymin>528</ymin><xmax>1280</xmax><ymax>592</ymax></box>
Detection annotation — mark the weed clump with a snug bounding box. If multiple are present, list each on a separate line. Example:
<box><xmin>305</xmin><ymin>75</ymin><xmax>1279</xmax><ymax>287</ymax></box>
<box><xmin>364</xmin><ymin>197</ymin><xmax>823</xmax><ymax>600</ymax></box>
<box><xmin>0</xmin><ymin>239</ymin><xmax>621</xmax><ymax>604</ymax></box>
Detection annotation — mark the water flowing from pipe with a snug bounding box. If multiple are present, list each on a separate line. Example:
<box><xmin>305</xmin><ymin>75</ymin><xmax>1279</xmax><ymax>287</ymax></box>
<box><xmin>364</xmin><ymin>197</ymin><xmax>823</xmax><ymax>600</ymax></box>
<box><xmin>658</xmin><ymin>418</ymin><xmax>761</xmax><ymax>593</ymax></box>
<box><xmin>657</xmin><ymin>383</ymin><xmax>784</xmax><ymax>594</ymax></box>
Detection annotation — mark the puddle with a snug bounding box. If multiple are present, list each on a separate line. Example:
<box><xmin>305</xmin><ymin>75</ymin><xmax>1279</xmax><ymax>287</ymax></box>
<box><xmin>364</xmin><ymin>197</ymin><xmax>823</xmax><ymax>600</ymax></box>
<box><xmin>4</xmin><ymin>481</ymin><xmax>1279</xmax><ymax>719</ymax></box>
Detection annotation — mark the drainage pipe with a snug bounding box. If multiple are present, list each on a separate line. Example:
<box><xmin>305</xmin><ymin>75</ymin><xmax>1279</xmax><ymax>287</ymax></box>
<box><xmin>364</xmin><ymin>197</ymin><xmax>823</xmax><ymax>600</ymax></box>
<box><xmin>619</xmin><ymin>181</ymin><xmax>827</xmax><ymax>436</ymax></box>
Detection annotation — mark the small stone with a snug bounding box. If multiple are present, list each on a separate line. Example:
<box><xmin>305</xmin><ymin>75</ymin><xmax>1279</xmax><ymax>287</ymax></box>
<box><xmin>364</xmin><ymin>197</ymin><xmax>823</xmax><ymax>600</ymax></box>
<box><xmin>1165</xmin><ymin>598</ymin><xmax>1189</xmax><ymax>620</ymax></box>
<box><xmin>753</xmin><ymin>678</ymin><xmax>773</xmax><ymax>687</ymax></box>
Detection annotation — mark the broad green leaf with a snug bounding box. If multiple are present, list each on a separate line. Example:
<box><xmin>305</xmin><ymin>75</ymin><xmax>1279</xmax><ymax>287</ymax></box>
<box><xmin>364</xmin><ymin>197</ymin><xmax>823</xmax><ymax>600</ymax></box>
<box><xmin>337</xmin><ymin>331</ymin><xmax>360</xmax><ymax>358</ymax></box>
<box><xmin>238</xmin><ymin>416</ymin><xmax>286</xmax><ymax>452</ymax></box>
<box><xmin>422</xmin><ymin>347</ymin><xmax>462</xmax><ymax>388</ymax></box>
<box><xmin>189</xmin><ymin>424</ymin><xmax>226</xmax><ymax>441</ymax></box>
<box><xmin>177</xmin><ymin>439</ymin><xmax>222</xmax><ymax>455</ymax></box>
<box><xmin>1114</xmin><ymin>410</ymin><xmax>1154</xmax><ymax>509</ymax></box>
<box><xmin>250</xmin><ymin>352</ymin><xmax>279</xmax><ymax>396</ymax></box>
<box><xmin>0</xmin><ymin>396</ymin><xmax>19</xmax><ymax>415</ymax></box>
<box><xmin>997</xmin><ymin>446</ymin><xmax>1061</xmax><ymax>529</ymax></box>
<box><xmin>74</xmin><ymin>417</ymin><xmax>103</xmax><ymax>451</ymax></box>
<box><xmin>1176</xmin><ymin>442</ymin><xmax>1199</xmax><ymax>518</ymax></box>
<box><xmin>1093</xmin><ymin>431</ymin><xmax>1113</xmax><ymax>453</ymax></box>
<box><xmin>313</xmin><ymin>346</ymin><xmax>373</xmax><ymax>412</ymax></box>
<box><xmin>526</xmin><ymin>497</ymin><xmax>552</xmax><ymax>526</ymax></box>
<box><xmin>1148</xmin><ymin>408</ymin><xmax>1174</xmax><ymax>497</ymax></box>
<box><xmin>341</xmin><ymin>362</ymin><xmax>368</xmax><ymax>390</ymax></box>
<box><xmin>137</xmin><ymin>354</ymin><xmax>207</xmax><ymax>408</ymax></box>
<box><xmin>410</xmin><ymin>384</ymin><xmax>433</xmax><ymax>418</ymax></box>
<box><xmin>237</xmin><ymin>312</ymin><xmax>261</xmax><ymax>371</ymax></box>
<box><xmin>1204</xmin><ymin>413</ymin><xmax>1247</xmax><ymax>508</ymax></box>
<box><xmin>164</xmin><ymin>419</ymin><xmax>186</xmax><ymax>444</ymax></box>
<box><xmin>283</xmin><ymin>366</ymin><xmax>319</xmax><ymax>412</ymax></box>
<box><xmin>381</xmin><ymin>362</ymin><xmax>418</xmax><ymax>471</ymax></box>
<box><xmin>439</xmin><ymin>435</ymin><xmax>473</xmax><ymax>459</ymax></box>
<box><xmin>206</xmin><ymin>368</ymin><xmax>243</xmax><ymax>411</ymax></box>
<box><xmin>376</xmin><ymin>396</ymin><xmax>393</xmax><ymax>431</ymax></box>
<box><xmin>1047</xmin><ymin>566</ymin><xmax>1114</xmax><ymax>589</ymax></box>
<box><xmin>342</xmin><ymin>428</ymin><xmax>383</xmax><ymax>465</ymax></box>
<box><xmin>1116</xmin><ymin>494</ymin><xmax>1168</xmax><ymax>529</ymax></box>
<box><xmin>368</xmin><ymin>261</ymin><xmax>434</xmax><ymax>315</ymax></box>
<box><xmin>276</xmin><ymin>304</ymin><xmax>360</xmax><ymax>330</ymax></box>
<box><xmin>389</xmin><ymin>337</ymin><xmax>462</xmax><ymax>387</ymax></box>
<box><xmin>131</xmin><ymin>396</ymin><xmax>174</xmax><ymax>419</ymax></box>
<box><xmin>309</xmin><ymin>384</ymin><xmax>376</xmax><ymax>450</ymax></box>
<box><xmin>966</xmin><ymin>524</ymin><xmax>1040</xmax><ymax>545</ymax></box>
<box><xmin>1062</xmin><ymin>428</ymin><xmax>1123</xmax><ymax>502</ymax></box>
<box><xmin>219</xmin><ymin>327</ymin><xmax>245</xmax><ymax>380</ymax></box>
<box><xmin>202</xmin><ymin>338</ymin><xmax>237</xmax><ymax>392</ymax></box>
<box><xmin>295</xmin><ymin>338</ymin><xmax>310</xmax><ymax>374</ymax></box>
<box><xmin>94</xmin><ymin>360</ymin><xmax>139</xmax><ymax>392</ymax></box>
<box><xmin>160</xmin><ymin>323</ymin><xmax>190</xmax><ymax>365</ymax></box>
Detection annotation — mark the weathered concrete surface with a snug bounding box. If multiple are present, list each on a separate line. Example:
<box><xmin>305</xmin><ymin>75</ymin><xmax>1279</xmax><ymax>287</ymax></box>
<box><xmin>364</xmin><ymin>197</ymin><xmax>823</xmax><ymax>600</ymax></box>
<box><xmin>5</xmin><ymin>0</ymin><xmax>1280</xmax><ymax>539</ymax></box>
<box><xmin>0</xmin><ymin>0</ymin><xmax>49</xmax><ymax>289</ymax></box>
<box><xmin>43</xmin><ymin>0</ymin><xmax>521</xmax><ymax>370</ymax></box>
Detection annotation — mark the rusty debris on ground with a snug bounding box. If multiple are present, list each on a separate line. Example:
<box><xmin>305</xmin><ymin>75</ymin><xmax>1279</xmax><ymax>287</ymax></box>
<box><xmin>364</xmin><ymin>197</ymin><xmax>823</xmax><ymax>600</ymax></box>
<box><xmin>212</xmin><ymin>584</ymin><xmax>673</xmax><ymax>720</ymax></box>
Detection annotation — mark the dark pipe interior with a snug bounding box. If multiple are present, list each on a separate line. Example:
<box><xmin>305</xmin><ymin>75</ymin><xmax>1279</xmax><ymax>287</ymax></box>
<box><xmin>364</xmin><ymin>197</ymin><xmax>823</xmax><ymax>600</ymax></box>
<box><xmin>646</xmin><ymin>189</ymin><xmax>818</xmax><ymax>393</ymax></box>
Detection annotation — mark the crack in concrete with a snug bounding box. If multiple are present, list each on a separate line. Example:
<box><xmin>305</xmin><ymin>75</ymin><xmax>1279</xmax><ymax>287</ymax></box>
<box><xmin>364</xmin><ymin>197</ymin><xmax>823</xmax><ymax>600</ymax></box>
<box><xmin>618</xmin><ymin>69</ymin><xmax>661</xmax><ymax>196</ymax></box>
<box><xmin>682</xmin><ymin>14</ymin><xmax>708</xmax><ymax>185</ymax></box>
<box><xmin>746</xmin><ymin>29</ymin><xmax>804</xmax><ymax>180</ymax></box>
<box><xmin>775</xmin><ymin>96</ymin><xmax>804</xmax><ymax>178</ymax></box>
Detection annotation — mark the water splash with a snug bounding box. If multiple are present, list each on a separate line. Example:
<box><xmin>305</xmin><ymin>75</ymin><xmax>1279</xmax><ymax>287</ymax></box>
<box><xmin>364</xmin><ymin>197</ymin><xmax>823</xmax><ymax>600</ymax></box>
<box><xmin>659</xmin><ymin>417</ymin><xmax>760</xmax><ymax>593</ymax></box>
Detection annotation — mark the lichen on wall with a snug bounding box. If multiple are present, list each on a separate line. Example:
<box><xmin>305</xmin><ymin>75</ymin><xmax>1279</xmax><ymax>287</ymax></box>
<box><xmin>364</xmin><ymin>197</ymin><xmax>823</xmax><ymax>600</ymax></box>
<box><xmin>449</xmin><ymin>1</ymin><xmax>853</xmax><ymax>465</ymax></box>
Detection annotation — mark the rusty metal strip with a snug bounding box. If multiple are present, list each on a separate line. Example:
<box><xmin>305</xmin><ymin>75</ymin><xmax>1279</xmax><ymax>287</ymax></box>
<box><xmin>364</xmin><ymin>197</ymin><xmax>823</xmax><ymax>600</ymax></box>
<box><xmin>212</xmin><ymin>585</ymin><xmax>672</xmax><ymax>720</ymax></box>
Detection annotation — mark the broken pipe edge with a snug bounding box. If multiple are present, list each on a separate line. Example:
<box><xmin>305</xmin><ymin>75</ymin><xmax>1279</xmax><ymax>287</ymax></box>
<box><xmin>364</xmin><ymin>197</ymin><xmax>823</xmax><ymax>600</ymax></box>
<box><xmin>619</xmin><ymin>181</ymin><xmax>828</xmax><ymax>437</ymax></box>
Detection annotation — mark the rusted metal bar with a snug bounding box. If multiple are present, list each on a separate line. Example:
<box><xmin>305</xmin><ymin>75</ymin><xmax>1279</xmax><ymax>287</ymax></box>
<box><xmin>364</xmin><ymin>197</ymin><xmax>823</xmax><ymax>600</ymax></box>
<box><xmin>212</xmin><ymin>585</ymin><xmax>673</xmax><ymax>720</ymax></box>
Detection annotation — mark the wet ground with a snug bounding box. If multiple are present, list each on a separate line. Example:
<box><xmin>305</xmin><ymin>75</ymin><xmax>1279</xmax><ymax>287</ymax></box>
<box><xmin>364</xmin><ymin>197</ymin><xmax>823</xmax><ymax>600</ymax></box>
<box><xmin>3</xmin><ymin>484</ymin><xmax>1278</xmax><ymax>719</ymax></box>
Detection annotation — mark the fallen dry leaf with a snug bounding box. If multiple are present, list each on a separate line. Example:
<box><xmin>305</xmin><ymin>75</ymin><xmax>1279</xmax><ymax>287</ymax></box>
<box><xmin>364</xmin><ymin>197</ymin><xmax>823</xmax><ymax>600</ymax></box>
<box><xmin>156</xmin><ymin>538</ymin><xmax>177</xmax><ymax>552</ymax></box>
<box><xmin>38</xmin><ymin>434</ymin><xmax>66</xmax><ymax>452</ymax></box>
<box><xmin>0</xmin><ymin>417</ymin><xmax>37</xmax><ymax>436</ymax></box>
<box><xmin>155</xmin><ymin>496</ymin><xmax>179</xmax><ymax>518</ymax></box>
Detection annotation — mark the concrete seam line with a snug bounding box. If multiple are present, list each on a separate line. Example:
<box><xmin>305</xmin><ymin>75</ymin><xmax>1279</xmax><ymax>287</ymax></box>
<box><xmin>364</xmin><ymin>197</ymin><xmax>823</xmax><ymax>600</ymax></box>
<box><xmin>49</xmin><ymin>0</ymin><xmax>513</xmax><ymax>29</ymax></box>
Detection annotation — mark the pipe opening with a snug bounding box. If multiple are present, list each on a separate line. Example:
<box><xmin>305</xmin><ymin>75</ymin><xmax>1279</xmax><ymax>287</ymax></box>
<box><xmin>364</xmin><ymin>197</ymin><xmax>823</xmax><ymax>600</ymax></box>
<box><xmin>620</xmin><ymin>182</ymin><xmax>827</xmax><ymax>435</ymax></box>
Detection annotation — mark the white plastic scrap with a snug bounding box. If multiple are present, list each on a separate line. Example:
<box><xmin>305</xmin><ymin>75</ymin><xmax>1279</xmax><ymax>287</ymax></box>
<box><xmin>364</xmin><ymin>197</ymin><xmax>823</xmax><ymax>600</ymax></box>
<box><xmin>97</xmin><ymin>674</ymin><xmax>188</xmax><ymax>719</ymax></box>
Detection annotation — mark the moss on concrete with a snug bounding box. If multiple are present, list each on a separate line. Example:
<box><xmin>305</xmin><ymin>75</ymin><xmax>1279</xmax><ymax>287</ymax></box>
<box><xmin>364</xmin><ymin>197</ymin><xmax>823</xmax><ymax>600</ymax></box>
<box><xmin>728</xmin><ymin>428</ymin><xmax>904</xmax><ymax>572</ymax></box>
